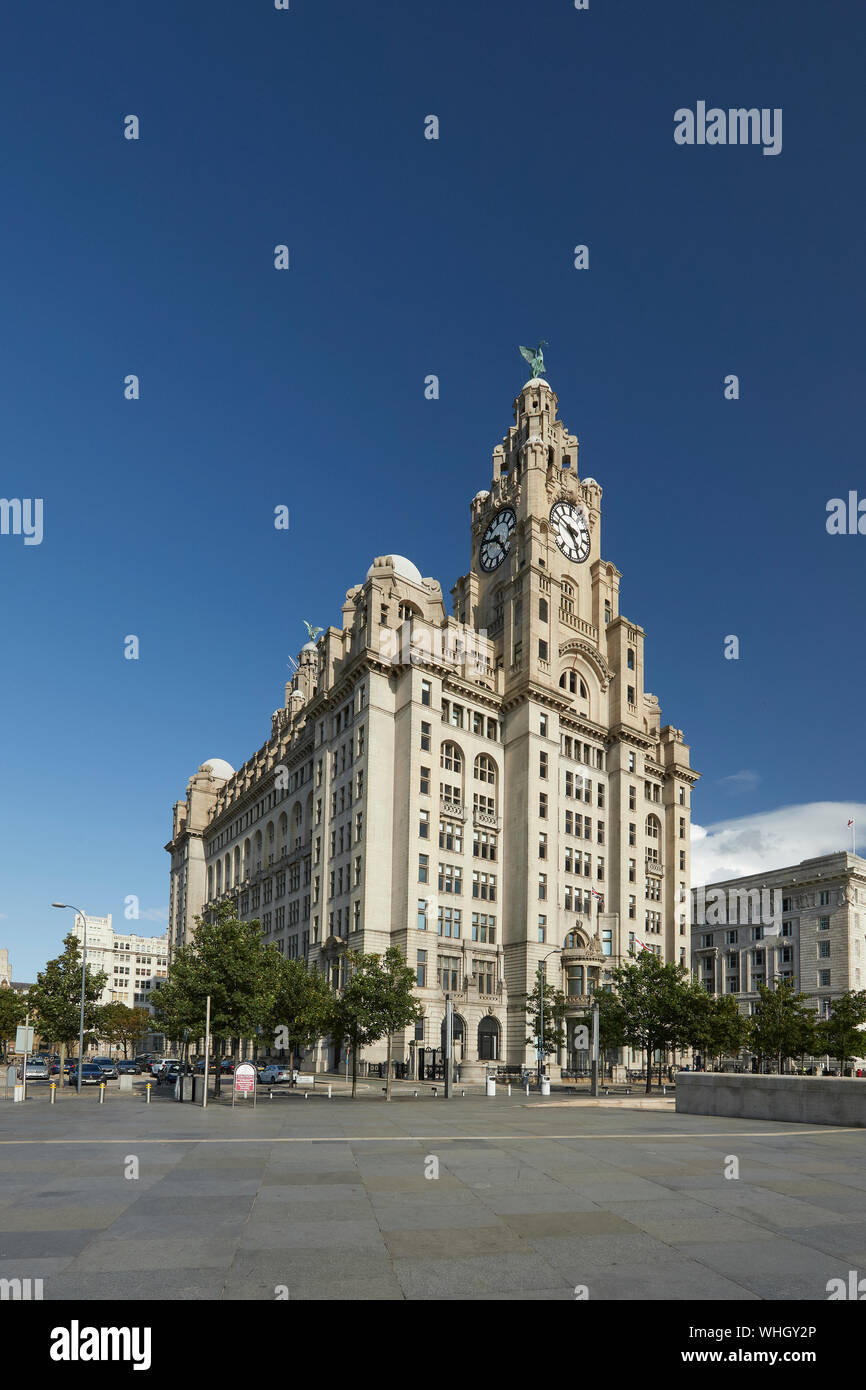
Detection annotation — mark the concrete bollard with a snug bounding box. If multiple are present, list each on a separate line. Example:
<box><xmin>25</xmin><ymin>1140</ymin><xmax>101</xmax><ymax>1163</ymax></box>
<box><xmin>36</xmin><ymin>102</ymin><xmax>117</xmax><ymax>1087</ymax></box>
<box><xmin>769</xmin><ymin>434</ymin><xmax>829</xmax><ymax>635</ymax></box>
<box><xmin>525</xmin><ymin>1083</ymin><xmax>530</xmax><ymax>1096</ymax></box>
<box><xmin>146</xmin><ymin>1082</ymin><xmax>151</xmax><ymax>1104</ymax></box>
<box><xmin>50</xmin><ymin>1083</ymin><xmax>56</xmax><ymax>1104</ymax></box>
<box><xmin>99</xmin><ymin>1083</ymin><xmax>105</xmax><ymax>1104</ymax></box>
<box><xmin>461</xmin><ymin>1090</ymin><xmax>465</xmax><ymax>1097</ymax></box>
<box><xmin>328</xmin><ymin>1084</ymin><xmax>332</xmax><ymax>1099</ymax></box>
<box><xmin>413</xmin><ymin>1089</ymin><xmax>418</xmax><ymax>1097</ymax></box>
<box><xmin>507</xmin><ymin>1084</ymin><xmax>511</xmax><ymax>1097</ymax></box>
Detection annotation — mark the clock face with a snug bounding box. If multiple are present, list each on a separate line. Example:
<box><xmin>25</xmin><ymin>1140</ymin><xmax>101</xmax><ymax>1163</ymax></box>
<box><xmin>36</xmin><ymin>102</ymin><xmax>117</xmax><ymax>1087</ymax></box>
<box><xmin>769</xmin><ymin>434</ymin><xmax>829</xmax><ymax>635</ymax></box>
<box><xmin>479</xmin><ymin>507</ymin><xmax>516</xmax><ymax>572</ymax></box>
<box><xmin>550</xmin><ymin>501</ymin><xmax>590</xmax><ymax>564</ymax></box>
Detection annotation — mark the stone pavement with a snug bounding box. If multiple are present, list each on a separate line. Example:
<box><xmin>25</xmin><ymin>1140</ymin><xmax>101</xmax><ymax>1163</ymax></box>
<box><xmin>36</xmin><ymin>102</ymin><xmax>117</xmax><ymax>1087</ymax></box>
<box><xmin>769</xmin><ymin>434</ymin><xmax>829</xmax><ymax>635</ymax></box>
<box><xmin>2</xmin><ymin>1090</ymin><xmax>865</xmax><ymax>1300</ymax></box>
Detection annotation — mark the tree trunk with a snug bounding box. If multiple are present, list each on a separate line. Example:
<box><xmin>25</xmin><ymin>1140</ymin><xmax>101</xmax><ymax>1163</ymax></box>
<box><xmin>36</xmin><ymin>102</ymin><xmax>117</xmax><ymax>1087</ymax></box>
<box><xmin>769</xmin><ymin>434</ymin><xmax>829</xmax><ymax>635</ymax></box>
<box><xmin>385</xmin><ymin>1032</ymin><xmax>393</xmax><ymax>1101</ymax></box>
<box><xmin>645</xmin><ymin>1046</ymin><xmax>653</xmax><ymax>1095</ymax></box>
<box><xmin>214</xmin><ymin>1039</ymin><xmax>222</xmax><ymax>1098</ymax></box>
<box><xmin>289</xmin><ymin>1045</ymin><xmax>295</xmax><ymax>1086</ymax></box>
<box><xmin>59</xmin><ymin>1041</ymin><xmax>67</xmax><ymax>1086</ymax></box>
<box><xmin>351</xmin><ymin>1033</ymin><xmax>358</xmax><ymax>1099</ymax></box>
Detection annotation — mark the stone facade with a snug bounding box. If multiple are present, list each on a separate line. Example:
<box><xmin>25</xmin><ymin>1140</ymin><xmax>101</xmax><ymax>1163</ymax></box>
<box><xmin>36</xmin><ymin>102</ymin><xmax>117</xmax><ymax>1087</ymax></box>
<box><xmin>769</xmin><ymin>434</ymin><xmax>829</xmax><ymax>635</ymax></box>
<box><xmin>691</xmin><ymin>852</ymin><xmax>866</xmax><ymax>1018</ymax></box>
<box><xmin>167</xmin><ymin>375</ymin><xmax>698</xmax><ymax>1079</ymax></box>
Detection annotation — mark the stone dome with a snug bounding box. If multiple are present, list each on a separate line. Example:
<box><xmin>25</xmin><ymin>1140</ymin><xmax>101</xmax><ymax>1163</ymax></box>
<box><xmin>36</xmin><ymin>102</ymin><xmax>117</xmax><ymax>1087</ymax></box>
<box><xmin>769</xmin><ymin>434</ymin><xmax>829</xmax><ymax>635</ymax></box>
<box><xmin>365</xmin><ymin>554</ymin><xmax>423</xmax><ymax>585</ymax></box>
<box><xmin>199</xmin><ymin>758</ymin><xmax>235</xmax><ymax>780</ymax></box>
<box><xmin>583</xmin><ymin>476</ymin><xmax>598</xmax><ymax>487</ymax></box>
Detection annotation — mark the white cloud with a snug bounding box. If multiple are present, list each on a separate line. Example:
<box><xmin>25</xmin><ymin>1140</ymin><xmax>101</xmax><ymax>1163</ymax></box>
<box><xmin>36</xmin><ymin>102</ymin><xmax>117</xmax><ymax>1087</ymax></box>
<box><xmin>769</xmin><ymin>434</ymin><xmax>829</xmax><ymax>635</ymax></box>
<box><xmin>137</xmin><ymin>907</ymin><xmax>169</xmax><ymax>923</ymax></box>
<box><xmin>691</xmin><ymin>801</ymin><xmax>864</xmax><ymax>886</ymax></box>
<box><xmin>716</xmin><ymin>769</ymin><xmax>760</xmax><ymax>791</ymax></box>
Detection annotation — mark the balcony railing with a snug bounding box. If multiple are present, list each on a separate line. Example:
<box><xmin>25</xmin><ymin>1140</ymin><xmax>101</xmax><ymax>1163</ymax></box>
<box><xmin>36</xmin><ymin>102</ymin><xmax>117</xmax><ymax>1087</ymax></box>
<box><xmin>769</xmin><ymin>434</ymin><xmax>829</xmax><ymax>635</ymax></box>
<box><xmin>472</xmin><ymin>807</ymin><xmax>501</xmax><ymax>831</ymax></box>
<box><xmin>440</xmin><ymin>798</ymin><xmax>466</xmax><ymax>821</ymax></box>
<box><xmin>646</xmin><ymin>855</ymin><xmax>664</xmax><ymax>875</ymax></box>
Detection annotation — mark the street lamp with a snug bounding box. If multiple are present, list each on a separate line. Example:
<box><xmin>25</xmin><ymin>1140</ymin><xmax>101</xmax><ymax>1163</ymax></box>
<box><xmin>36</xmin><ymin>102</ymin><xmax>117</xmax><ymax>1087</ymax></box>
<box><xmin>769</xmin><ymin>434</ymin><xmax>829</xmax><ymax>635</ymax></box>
<box><xmin>52</xmin><ymin>903</ymin><xmax>88</xmax><ymax>1094</ymax></box>
<box><xmin>537</xmin><ymin>948</ymin><xmax>562</xmax><ymax>1088</ymax></box>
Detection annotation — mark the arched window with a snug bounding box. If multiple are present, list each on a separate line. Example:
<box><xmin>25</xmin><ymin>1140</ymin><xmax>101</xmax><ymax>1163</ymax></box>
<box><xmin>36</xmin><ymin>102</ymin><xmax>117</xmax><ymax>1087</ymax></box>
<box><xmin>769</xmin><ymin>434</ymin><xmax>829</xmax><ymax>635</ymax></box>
<box><xmin>278</xmin><ymin>814</ymin><xmax>288</xmax><ymax>853</ymax></box>
<box><xmin>646</xmin><ymin>814</ymin><xmax>660</xmax><ymax>841</ymax></box>
<box><xmin>477</xmin><ymin>1016</ymin><xmax>500</xmax><ymax>1061</ymax></box>
<box><xmin>215</xmin><ymin>861</ymin><xmax>222</xmax><ymax>894</ymax></box>
<box><xmin>207</xmin><ymin>866</ymin><xmax>214</xmax><ymax>899</ymax></box>
<box><xmin>233</xmin><ymin>846</ymin><xmax>240</xmax><ymax>883</ymax></box>
<box><xmin>243</xmin><ymin>838</ymin><xmax>251</xmax><ymax>875</ymax></box>
<box><xmin>440</xmin><ymin>742</ymin><xmax>463</xmax><ymax>775</ymax></box>
<box><xmin>559</xmin><ymin>670</ymin><xmax>588</xmax><ymax>698</ymax></box>
<box><xmin>564</xmin><ymin>931</ymin><xmax>585</xmax><ymax>950</ymax></box>
<box><xmin>224</xmin><ymin>852</ymin><xmax>231</xmax><ymax>889</ymax></box>
<box><xmin>627</xmin><ymin>647</ymin><xmax>635</xmax><ymax>670</ymax></box>
<box><xmin>474</xmin><ymin>754</ymin><xmax>496</xmax><ymax>785</ymax></box>
<box><xmin>254</xmin><ymin>830</ymin><xmax>263</xmax><ymax>870</ymax></box>
<box><xmin>561</xmin><ymin>582</ymin><xmax>574</xmax><ymax>616</ymax></box>
<box><xmin>399</xmin><ymin>601</ymin><xmax>420</xmax><ymax>623</ymax></box>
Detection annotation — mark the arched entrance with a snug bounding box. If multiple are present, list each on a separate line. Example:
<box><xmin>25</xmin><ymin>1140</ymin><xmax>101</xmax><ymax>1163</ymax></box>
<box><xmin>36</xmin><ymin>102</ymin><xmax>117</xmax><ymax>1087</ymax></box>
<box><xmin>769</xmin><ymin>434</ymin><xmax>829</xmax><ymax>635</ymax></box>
<box><xmin>440</xmin><ymin>1014</ymin><xmax>465</xmax><ymax>1064</ymax></box>
<box><xmin>478</xmin><ymin>1015</ymin><xmax>500</xmax><ymax>1062</ymax></box>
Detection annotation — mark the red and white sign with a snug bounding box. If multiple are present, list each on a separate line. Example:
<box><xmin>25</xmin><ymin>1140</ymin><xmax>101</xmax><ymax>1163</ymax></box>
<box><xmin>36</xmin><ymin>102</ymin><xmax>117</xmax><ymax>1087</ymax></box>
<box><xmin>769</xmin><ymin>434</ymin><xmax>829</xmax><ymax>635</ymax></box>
<box><xmin>234</xmin><ymin>1063</ymin><xmax>256</xmax><ymax>1094</ymax></box>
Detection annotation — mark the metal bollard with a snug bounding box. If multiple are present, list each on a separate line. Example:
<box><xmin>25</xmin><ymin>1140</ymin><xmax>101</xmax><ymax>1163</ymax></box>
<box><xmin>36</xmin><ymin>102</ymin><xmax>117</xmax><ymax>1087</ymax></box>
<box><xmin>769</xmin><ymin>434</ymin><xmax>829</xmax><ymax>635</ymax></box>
<box><xmin>413</xmin><ymin>1089</ymin><xmax>418</xmax><ymax>1097</ymax></box>
<box><xmin>328</xmin><ymin>1084</ymin><xmax>332</xmax><ymax>1098</ymax></box>
<box><xmin>507</xmin><ymin>1084</ymin><xmax>511</xmax><ymax>1097</ymax></box>
<box><xmin>99</xmin><ymin>1083</ymin><xmax>105</xmax><ymax>1104</ymax></box>
<box><xmin>268</xmin><ymin>1089</ymin><xmax>274</xmax><ymax>1100</ymax></box>
<box><xmin>461</xmin><ymin>1090</ymin><xmax>465</xmax><ymax>1097</ymax></box>
<box><xmin>525</xmin><ymin>1083</ymin><xmax>530</xmax><ymax>1096</ymax></box>
<box><xmin>50</xmin><ymin>1083</ymin><xmax>56</xmax><ymax>1104</ymax></box>
<box><xmin>146</xmin><ymin>1082</ymin><xmax>151</xmax><ymax>1104</ymax></box>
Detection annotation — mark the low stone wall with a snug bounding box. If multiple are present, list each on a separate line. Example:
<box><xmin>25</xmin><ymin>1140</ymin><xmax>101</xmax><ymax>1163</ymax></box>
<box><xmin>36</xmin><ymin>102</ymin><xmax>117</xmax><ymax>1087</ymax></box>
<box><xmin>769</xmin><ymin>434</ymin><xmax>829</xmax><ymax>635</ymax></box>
<box><xmin>676</xmin><ymin>1072</ymin><xmax>866</xmax><ymax>1127</ymax></box>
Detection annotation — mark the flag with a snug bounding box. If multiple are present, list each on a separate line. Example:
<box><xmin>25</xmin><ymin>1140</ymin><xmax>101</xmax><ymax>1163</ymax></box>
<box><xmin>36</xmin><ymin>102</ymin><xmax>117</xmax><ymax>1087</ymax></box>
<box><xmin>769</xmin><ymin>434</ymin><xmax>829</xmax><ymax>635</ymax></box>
<box><xmin>849</xmin><ymin>820</ymin><xmax>855</xmax><ymax>827</ymax></box>
<box><xmin>633</xmin><ymin>937</ymin><xmax>647</xmax><ymax>951</ymax></box>
<box><xmin>591</xmin><ymin>888</ymin><xmax>604</xmax><ymax>907</ymax></box>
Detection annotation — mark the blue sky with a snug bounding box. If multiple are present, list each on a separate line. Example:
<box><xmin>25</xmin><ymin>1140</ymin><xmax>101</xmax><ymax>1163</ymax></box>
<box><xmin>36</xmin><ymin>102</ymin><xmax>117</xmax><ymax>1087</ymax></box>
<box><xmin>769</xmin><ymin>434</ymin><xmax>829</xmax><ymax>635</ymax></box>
<box><xmin>1</xmin><ymin>0</ymin><xmax>863</xmax><ymax>979</ymax></box>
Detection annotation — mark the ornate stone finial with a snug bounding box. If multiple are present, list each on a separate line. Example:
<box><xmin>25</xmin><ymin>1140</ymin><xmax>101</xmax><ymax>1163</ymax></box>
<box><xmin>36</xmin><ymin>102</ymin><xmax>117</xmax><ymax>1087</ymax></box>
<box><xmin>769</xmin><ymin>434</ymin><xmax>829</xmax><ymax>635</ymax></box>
<box><xmin>302</xmin><ymin>620</ymin><xmax>324</xmax><ymax>642</ymax></box>
<box><xmin>519</xmin><ymin>341</ymin><xmax>548</xmax><ymax>379</ymax></box>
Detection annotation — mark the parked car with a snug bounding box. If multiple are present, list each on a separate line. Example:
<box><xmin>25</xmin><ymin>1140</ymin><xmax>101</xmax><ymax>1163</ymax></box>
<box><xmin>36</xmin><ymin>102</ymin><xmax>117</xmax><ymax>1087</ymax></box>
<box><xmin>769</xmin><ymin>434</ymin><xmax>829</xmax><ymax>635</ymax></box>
<box><xmin>91</xmin><ymin>1057</ymin><xmax>119</xmax><ymax>1080</ymax></box>
<box><xmin>21</xmin><ymin>1058</ymin><xmax>50</xmax><ymax>1080</ymax></box>
<box><xmin>156</xmin><ymin>1062</ymin><xmax>194</xmax><ymax>1087</ymax></box>
<box><xmin>259</xmin><ymin>1065</ymin><xmax>295</xmax><ymax>1085</ymax></box>
<box><xmin>220</xmin><ymin>1059</ymin><xmax>236</xmax><ymax>1074</ymax></box>
<box><xmin>116</xmin><ymin>1061</ymin><xmax>141</xmax><ymax>1075</ymax></box>
<box><xmin>76</xmin><ymin>1064</ymin><xmax>105</xmax><ymax>1086</ymax></box>
<box><xmin>148</xmin><ymin>1059</ymin><xmax>169</xmax><ymax>1076</ymax></box>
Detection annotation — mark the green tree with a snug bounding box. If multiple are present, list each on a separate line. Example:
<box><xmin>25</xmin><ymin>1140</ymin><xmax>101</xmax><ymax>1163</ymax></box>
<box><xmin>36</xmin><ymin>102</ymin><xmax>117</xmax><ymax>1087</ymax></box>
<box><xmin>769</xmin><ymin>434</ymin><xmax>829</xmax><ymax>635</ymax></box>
<box><xmin>525</xmin><ymin>972</ymin><xmax>568</xmax><ymax>1080</ymax></box>
<box><xmin>815</xmin><ymin>991</ymin><xmax>866</xmax><ymax>1074</ymax></box>
<box><xmin>97</xmin><ymin>1002</ymin><xmax>152</xmax><ymax>1058</ymax></box>
<box><xmin>151</xmin><ymin>903</ymin><xmax>281</xmax><ymax>1096</ymax></box>
<box><xmin>0</xmin><ymin>988</ymin><xmax>27</xmax><ymax>1060</ymax></box>
<box><xmin>27</xmin><ymin>934</ymin><xmax>107</xmax><ymax>1080</ymax></box>
<box><xmin>264</xmin><ymin>957</ymin><xmax>334</xmax><ymax>1078</ymax></box>
<box><xmin>592</xmin><ymin>952</ymin><xmax>699</xmax><ymax>1093</ymax></box>
<box><xmin>749</xmin><ymin>978</ymin><xmax>817</xmax><ymax>1073</ymax></box>
<box><xmin>702</xmin><ymin>993</ymin><xmax>751</xmax><ymax>1070</ymax></box>
<box><xmin>330</xmin><ymin>948</ymin><xmax>421</xmax><ymax>1099</ymax></box>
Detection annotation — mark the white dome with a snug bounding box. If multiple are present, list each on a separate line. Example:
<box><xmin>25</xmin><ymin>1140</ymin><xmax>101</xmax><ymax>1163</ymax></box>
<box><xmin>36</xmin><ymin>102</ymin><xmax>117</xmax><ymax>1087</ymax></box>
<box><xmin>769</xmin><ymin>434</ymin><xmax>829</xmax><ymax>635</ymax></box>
<box><xmin>583</xmin><ymin>476</ymin><xmax>598</xmax><ymax>486</ymax></box>
<box><xmin>522</xmin><ymin>378</ymin><xmax>551</xmax><ymax>390</ymax></box>
<box><xmin>365</xmin><ymin>554</ymin><xmax>423</xmax><ymax>585</ymax></box>
<box><xmin>300</xmin><ymin>640</ymin><xmax>318</xmax><ymax>653</ymax></box>
<box><xmin>199</xmin><ymin>758</ymin><xmax>235</xmax><ymax>780</ymax></box>
<box><xmin>473</xmin><ymin>490</ymin><xmax>490</xmax><ymax>501</ymax></box>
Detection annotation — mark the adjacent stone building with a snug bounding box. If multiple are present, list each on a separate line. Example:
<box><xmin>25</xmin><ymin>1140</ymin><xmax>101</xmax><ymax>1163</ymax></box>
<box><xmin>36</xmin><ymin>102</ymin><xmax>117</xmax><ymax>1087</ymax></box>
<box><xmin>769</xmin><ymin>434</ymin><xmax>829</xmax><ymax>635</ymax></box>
<box><xmin>691</xmin><ymin>852</ymin><xmax>866</xmax><ymax>1018</ymax></box>
<box><xmin>167</xmin><ymin>373</ymin><xmax>698</xmax><ymax>1079</ymax></box>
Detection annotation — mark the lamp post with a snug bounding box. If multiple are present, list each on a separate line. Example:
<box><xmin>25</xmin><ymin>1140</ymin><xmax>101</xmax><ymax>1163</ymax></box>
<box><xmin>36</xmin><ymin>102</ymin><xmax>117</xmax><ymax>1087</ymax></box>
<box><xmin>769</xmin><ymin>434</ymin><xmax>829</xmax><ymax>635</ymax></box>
<box><xmin>537</xmin><ymin>949</ymin><xmax>562</xmax><ymax>1088</ymax></box>
<box><xmin>51</xmin><ymin>902</ymin><xmax>88</xmax><ymax>1094</ymax></box>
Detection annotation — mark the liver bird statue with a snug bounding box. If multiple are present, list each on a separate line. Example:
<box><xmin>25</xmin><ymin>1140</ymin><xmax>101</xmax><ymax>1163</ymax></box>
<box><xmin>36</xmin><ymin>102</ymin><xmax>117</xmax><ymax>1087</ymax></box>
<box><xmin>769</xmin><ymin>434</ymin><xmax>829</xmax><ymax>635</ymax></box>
<box><xmin>303</xmin><ymin>620</ymin><xmax>323</xmax><ymax>642</ymax></box>
<box><xmin>519</xmin><ymin>341</ymin><xmax>548</xmax><ymax>379</ymax></box>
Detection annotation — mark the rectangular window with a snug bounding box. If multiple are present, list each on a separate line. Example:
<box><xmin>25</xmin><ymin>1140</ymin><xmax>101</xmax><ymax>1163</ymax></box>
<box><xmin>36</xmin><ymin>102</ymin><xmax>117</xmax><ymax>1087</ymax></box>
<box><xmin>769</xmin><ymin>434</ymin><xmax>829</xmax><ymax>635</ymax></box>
<box><xmin>538</xmin><ymin>833</ymin><xmax>547</xmax><ymax>860</ymax></box>
<box><xmin>437</xmin><ymin>907</ymin><xmax>461</xmax><ymax>939</ymax></box>
<box><xmin>538</xmin><ymin>873</ymin><xmax>547</xmax><ymax>901</ymax></box>
<box><xmin>418</xmin><ymin>854</ymin><xmax>429</xmax><ymax>884</ymax></box>
<box><xmin>539</xmin><ymin>792</ymin><xmax>548</xmax><ymax>819</ymax></box>
<box><xmin>818</xmin><ymin>940</ymin><xmax>831</xmax><ymax>959</ymax></box>
<box><xmin>417</xmin><ymin>898</ymin><xmax>428</xmax><ymax>931</ymax></box>
<box><xmin>819</xmin><ymin>970</ymin><xmax>831</xmax><ymax>987</ymax></box>
<box><xmin>539</xmin><ymin>751</ymin><xmax>548</xmax><ymax>780</ymax></box>
<box><xmin>420</xmin><ymin>721</ymin><xmax>431</xmax><ymax>751</ymax></box>
<box><xmin>419</xmin><ymin>809</ymin><xmax>429</xmax><ymax>839</ymax></box>
<box><xmin>538</xmin><ymin>916</ymin><xmax>546</xmax><ymax>944</ymax></box>
<box><xmin>420</xmin><ymin>767</ymin><xmax>430</xmax><ymax>796</ymax></box>
<box><xmin>416</xmin><ymin>949</ymin><xmax>427</xmax><ymax>987</ymax></box>
<box><xmin>818</xmin><ymin>916</ymin><xmax>830</xmax><ymax>931</ymax></box>
<box><xmin>539</xmin><ymin>714</ymin><xmax>548</xmax><ymax>736</ymax></box>
<box><xmin>421</xmin><ymin>679</ymin><xmax>431</xmax><ymax>706</ymax></box>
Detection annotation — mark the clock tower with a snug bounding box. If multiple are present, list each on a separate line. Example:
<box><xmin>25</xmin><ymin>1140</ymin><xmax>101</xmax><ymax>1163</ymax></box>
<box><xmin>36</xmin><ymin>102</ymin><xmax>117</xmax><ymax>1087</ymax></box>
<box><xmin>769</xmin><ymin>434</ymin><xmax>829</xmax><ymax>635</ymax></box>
<box><xmin>453</xmin><ymin>369</ymin><xmax>699</xmax><ymax>1076</ymax></box>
